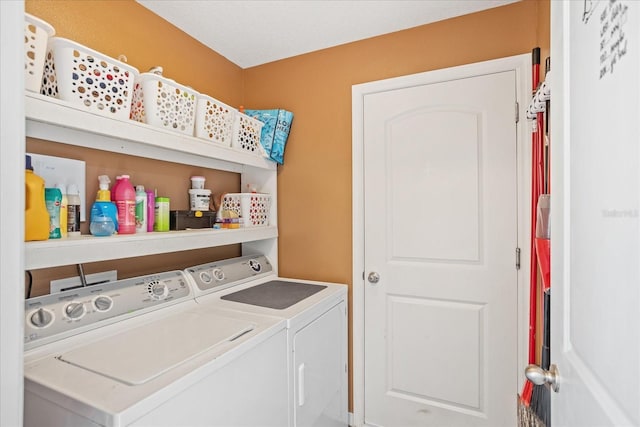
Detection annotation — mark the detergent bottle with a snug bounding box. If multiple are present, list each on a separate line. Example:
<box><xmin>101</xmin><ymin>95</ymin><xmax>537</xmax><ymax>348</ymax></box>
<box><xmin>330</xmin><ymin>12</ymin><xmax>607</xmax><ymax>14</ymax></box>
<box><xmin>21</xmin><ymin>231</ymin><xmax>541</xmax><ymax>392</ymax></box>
<box><xmin>114</xmin><ymin>175</ymin><xmax>136</xmax><ymax>234</ymax></box>
<box><xmin>90</xmin><ymin>175</ymin><xmax>118</xmax><ymax>237</ymax></box>
<box><xmin>44</xmin><ymin>187</ymin><xmax>62</xmax><ymax>239</ymax></box>
<box><xmin>135</xmin><ymin>185</ymin><xmax>147</xmax><ymax>233</ymax></box>
<box><xmin>25</xmin><ymin>155</ymin><xmax>50</xmax><ymax>241</ymax></box>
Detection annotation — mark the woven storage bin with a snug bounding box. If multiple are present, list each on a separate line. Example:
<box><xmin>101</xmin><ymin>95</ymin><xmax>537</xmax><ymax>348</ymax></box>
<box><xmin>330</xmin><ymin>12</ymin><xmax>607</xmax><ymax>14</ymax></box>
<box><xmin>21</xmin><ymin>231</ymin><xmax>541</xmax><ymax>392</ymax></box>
<box><xmin>25</xmin><ymin>14</ymin><xmax>55</xmax><ymax>93</ymax></box>
<box><xmin>195</xmin><ymin>94</ymin><xmax>237</xmax><ymax>146</ymax></box>
<box><xmin>40</xmin><ymin>38</ymin><xmax>138</xmax><ymax>120</ymax></box>
<box><xmin>232</xmin><ymin>112</ymin><xmax>267</xmax><ymax>157</ymax></box>
<box><xmin>130</xmin><ymin>73</ymin><xmax>198</xmax><ymax>136</ymax></box>
<box><xmin>221</xmin><ymin>193</ymin><xmax>271</xmax><ymax>227</ymax></box>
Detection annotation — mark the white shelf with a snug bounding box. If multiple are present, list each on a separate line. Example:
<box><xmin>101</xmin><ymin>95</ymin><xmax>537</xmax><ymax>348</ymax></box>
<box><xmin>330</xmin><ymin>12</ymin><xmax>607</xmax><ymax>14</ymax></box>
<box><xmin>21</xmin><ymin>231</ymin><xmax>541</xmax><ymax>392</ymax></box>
<box><xmin>25</xmin><ymin>92</ymin><xmax>276</xmax><ymax>173</ymax></box>
<box><xmin>25</xmin><ymin>227</ymin><xmax>278</xmax><ymax>270</ymax></box>
<box><xmin>24</xmin><ymin>92</ymin><xmax>279</xmax><ymax>270</ymax></box>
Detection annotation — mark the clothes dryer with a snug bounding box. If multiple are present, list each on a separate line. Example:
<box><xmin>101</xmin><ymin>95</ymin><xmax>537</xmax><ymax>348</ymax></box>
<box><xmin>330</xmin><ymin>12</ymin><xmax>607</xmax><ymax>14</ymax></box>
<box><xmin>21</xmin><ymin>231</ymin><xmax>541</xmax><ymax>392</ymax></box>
<box><xmin>185</xmin><ymin>255</ymin><xmax>349</xmax><ymax>427</ymax></box>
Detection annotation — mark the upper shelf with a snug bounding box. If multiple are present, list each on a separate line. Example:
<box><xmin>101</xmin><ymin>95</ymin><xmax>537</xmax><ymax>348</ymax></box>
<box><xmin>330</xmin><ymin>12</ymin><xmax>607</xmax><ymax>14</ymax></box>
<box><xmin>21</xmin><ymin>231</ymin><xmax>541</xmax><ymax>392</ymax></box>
<box><xmin>25</xmin><ymin>92</ymin><xmax>276</xmax><ymax>173</ymax></box>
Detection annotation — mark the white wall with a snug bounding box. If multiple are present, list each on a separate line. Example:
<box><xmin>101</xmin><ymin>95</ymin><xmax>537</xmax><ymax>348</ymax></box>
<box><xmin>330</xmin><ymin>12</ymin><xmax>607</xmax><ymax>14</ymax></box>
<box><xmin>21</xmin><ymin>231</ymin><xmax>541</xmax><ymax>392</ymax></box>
<box><xmin>1</xmin><ymin>2</ymin><xmax>25</xmax><ymax>426</ymax></box>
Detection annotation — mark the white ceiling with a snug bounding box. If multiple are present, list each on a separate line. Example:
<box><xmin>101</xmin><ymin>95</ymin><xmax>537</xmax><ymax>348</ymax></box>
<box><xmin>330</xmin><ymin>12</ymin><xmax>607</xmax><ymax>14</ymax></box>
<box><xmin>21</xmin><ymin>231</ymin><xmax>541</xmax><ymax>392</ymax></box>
<box><xmin>137</xmin><ymin>0</ymin><xmax>519</xmax><ymax>68</ymax></box>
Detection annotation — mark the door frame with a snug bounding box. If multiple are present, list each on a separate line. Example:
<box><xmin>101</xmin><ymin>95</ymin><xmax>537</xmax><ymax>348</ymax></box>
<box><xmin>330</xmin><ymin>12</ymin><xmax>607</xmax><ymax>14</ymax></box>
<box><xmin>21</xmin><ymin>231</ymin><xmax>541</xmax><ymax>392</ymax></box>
<box><xmin>352</xmin><ymin>54</ymin><xmax>531</xmax><ymax>426</ymax></box>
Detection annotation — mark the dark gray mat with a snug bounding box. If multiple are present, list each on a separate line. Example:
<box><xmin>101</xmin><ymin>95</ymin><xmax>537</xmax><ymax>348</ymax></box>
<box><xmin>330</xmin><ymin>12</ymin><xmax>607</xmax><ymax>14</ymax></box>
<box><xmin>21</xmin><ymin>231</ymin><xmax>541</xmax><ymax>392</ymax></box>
<box><xmin>221</xmin><ymin>280</ymin><xmax>327</xmax><ymax>310</ymax></box>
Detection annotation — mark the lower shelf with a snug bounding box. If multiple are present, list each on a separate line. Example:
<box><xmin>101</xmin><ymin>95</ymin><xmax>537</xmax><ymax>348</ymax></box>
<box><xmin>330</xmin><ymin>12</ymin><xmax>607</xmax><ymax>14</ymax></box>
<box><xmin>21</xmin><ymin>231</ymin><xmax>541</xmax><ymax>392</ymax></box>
<box><xmin>25</xmin><ymin>226</ymin><xmax>278</xmax><ymax>270</ymax></box>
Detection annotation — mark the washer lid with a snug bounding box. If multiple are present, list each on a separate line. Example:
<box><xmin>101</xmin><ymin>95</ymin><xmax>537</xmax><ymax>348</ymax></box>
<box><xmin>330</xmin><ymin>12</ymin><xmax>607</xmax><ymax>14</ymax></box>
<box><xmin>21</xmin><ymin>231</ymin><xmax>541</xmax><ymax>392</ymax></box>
<box><xmin>57</xmin><ymin>309</ymin><xmax>255</xmax><ymax>385</ymax></box>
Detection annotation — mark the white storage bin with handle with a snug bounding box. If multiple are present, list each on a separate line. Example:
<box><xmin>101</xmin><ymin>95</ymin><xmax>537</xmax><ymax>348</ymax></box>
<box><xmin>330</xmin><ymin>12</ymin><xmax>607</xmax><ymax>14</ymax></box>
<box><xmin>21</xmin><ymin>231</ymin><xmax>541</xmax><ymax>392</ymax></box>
<box><xmin>130</xmin><ymin>69</ymin><xmax>199</xmax><ymax>136</ymax></box>
<box><xmin>220</xmin><ymin>193</ymin><xmax>271</xmax><ymax>227</ymax></box>
<box><xmin>40</xmin><ymin>37</ymin><xmax>138</xmax><ymax>120</ymax></box>
<box><xmin>194</xmin><ymin>94</ymin><xmax>237</xmax><ymax>147</ymax></box>
<box><xmin>232</xmin><ymin>112</ymin><xmax>267</xmax><ymax>157</ymax></box>
<box><xmin>24</xmin><ymin>13</ymin><xmax>55</xmax><ymax>93</ymax></box>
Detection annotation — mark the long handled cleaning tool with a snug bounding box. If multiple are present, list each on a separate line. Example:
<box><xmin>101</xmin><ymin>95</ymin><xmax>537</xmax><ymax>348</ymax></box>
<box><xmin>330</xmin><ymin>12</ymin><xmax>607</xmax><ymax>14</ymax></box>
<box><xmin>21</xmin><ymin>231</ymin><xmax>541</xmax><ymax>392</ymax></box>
<box><xmin>530</xmin><ymin>57</ymin><xmax>552</xmax><ymax>427</ymax></box>
<box><xmin>518</xmin><ymin>47</ymin><xmax>542</xmax><ymax>427</ymax></box>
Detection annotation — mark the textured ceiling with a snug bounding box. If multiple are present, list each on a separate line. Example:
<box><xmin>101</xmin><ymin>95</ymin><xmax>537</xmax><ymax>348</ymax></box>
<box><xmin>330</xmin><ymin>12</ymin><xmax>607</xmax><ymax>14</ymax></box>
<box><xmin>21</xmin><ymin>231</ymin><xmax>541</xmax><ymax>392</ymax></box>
<box><xmin>137</xmin><ymin>0</ymin><xmax>520</xmax><ymax>68</ymax></box>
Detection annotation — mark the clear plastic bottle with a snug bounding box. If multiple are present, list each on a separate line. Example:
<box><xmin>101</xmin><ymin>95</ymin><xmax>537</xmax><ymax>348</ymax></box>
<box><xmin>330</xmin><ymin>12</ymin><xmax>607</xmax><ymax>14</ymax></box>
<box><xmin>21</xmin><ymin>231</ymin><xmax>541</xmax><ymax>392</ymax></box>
<box><xmin>114</xmin><ymin>175</ymin><xmax>136</xmax><ymax>234</ymax></box>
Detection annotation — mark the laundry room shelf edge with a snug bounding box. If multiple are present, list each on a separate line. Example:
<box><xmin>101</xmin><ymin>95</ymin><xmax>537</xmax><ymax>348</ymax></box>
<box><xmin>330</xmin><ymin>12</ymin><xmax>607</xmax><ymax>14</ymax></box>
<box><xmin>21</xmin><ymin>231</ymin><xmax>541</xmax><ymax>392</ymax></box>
<box><xmin>24</xmin><ymin>227</ymin><xmax>278</xmax><ymax>270</ymax></box>
<box><xmin>25</xmin><ymin>92</ymin><xmax>276</xmax><ymax>172</ymax></box>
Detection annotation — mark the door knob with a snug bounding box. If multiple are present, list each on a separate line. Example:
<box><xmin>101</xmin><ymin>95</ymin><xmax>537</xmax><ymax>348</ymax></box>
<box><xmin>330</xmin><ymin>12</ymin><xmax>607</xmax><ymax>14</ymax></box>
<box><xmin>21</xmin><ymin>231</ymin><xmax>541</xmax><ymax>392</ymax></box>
<box><xmin>367</xmin><ymin>272</ymin><xmax>380</xmax><ymax>284</ymax></box>
<box><xmin>525</xmin><ymin>364</ymin><xmax>559</xmax><ymax>392</ymax></box>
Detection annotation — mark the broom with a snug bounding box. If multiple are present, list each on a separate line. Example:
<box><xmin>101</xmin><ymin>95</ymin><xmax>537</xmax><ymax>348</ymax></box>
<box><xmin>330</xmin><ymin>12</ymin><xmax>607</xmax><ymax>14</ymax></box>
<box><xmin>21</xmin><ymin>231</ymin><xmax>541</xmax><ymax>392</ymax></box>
<box><xmin>530</xmin><ymin>56</ymin><xmax>553</xmax><ymax>427</ymax></box>
<box><xmin>517</xmin><ymin>47</ymin><xmax>542</xmax><ymax>427</ymax></box>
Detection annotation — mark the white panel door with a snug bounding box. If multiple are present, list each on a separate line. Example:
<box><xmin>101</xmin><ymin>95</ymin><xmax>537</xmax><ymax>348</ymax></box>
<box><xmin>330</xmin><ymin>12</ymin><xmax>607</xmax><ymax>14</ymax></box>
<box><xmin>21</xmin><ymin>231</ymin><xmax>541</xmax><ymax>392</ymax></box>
<box><xmin>363</xmin><ymin>70</ymin><xmax>518</xmax><ymax>426</ymax></box>
<box><xmin>551</xmin><ymin>1</ymin><xmax>640</xmax><ymax>425</ymax></box>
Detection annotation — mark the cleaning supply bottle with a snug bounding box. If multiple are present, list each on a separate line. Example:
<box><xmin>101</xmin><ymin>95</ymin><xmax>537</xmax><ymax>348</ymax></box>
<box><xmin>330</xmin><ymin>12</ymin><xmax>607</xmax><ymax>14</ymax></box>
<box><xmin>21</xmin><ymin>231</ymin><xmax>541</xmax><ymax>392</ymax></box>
<box><xmin>66</xmin><ymin>184</ymin><xmax>81</xmax><ymax>237</ymax></box>
<box><xmin>154</xmin><ymin>195</ymin><xmax>170</xmax><ymax>232</ymax></box>
<box><xmin>146</xmin><ymin>189</ymin><xmax>155</xmax><ymax>232</ymax></box>
<box><xmin>25</xmin><ymin>155</ymin><xmax>50</xmax><ymax>241</ymax></box>
<box><xmin>90</xmin><ymin>175</ymin><xmax>118</xmax><ymax>237</ymax></box>
<box><xmin>114</xmin><ymin>175</ymin><xmax>136</xmax><ymax>234</ymax></box>
<box><xmin>56</xmin><ymin>184</ymin><xmax>68</xmax><ymax>238</ymax></box>
<box><xmin>110</xmin><ymin>175</ymin><xmax>122</xmax><ymax>202</ymax></box>
<box><xmin>44</xmin><ymin>187</ymin><xmax>62</xmax><ymax>239</ymax></box>
<box><xmin>135</xmin><ymin>185</ymin><xmax>147</xmax><ymax>233</ymax></box>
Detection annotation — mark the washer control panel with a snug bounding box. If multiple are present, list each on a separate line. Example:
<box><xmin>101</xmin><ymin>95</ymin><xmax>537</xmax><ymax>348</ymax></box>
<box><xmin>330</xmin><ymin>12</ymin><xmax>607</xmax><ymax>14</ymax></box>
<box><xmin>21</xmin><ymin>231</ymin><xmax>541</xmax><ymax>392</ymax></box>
<box><xmin>185</xmin><ymin>255</ymin><xmax>273</xmax><ymax>295</ymax></box>
<box><xmin>24</xmin><ymin>270</ymin><xmax>192</xmax><ymax>349</ymax></box>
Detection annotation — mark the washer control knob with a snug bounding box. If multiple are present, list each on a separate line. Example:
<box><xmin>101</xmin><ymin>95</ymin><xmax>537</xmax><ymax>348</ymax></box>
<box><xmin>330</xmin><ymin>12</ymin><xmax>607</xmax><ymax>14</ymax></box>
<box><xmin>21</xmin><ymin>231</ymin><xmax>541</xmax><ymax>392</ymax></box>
<box><xmin>150</xmin><ymin>282</ymin><xmax>168</xmax><ymax>300</ymax></box>
<box><xmin>199</xmin><ymin>271</ymin><xmax>213</xmax><ymax>284</ymax></box>
<box><xmin>249</xmin><ymin>259</ymin><xmax>262</xmax><ymax>273</ymax></box>
<box><xmin>64</xmin><ymin>302</ymin><xmax>86</xmax><ymax>320</ymax></box>
<box><xmin>30</xmin><ymin>308</ymin><xmax>53</xmax><ymax>328</ymax></box>
<box><xmin>93</xmin><ymin>295</ymin><xmax>113</xmax><ymax>312</ymax></box>
<box><xmin>212</xmin><ymin>268</ymin><xmax>225</xmax><ymax>281</ymax></box>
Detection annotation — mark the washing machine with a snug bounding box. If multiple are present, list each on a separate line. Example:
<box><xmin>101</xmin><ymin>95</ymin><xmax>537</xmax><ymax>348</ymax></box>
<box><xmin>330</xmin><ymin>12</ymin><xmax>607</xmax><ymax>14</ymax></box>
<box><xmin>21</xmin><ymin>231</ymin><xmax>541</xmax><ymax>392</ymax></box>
<box><xmin>23</xmin><ymin>270</ymin><xmax>289</xmax><ymax>427</ymax></box>
<box><xmin>184</xmin><ymin>254</ymin><xmax>348</xmax><ymax>427</ymax></box>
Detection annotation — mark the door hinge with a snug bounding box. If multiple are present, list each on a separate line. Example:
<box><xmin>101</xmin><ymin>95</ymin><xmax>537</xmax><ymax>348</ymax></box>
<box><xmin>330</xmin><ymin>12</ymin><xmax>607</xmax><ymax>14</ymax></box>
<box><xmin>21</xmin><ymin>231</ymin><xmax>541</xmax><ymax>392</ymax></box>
<box><xmin>516</xmin><ymin>247</ymin><xmax>521</xmax><ymax>270</ymax></box>
<box><xmin>515</xmin><ymin>102</ymin><xmax>520</xmax><ymax>123</ymax></box>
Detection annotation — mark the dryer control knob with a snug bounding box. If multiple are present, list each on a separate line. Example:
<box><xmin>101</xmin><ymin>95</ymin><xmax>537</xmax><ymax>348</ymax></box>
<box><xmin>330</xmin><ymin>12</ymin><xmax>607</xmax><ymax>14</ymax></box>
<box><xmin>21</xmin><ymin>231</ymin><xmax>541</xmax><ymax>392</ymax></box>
<box><xmin>249</xmin><ymin>259</ymin><xmax>262</xmax><ymax>272</ymax></box>
<box><xmin>93</xmin><ymin>295</ymin><xmax>113</xmax><ymax>312</ymax></box>
<box><xmin>64</xmin><ymin>302</ymin><xmax>86</xmax><ymax>320</ymax></box>
<box><xmin>30</xmin><ymin>308</ymin><xmax>53</xmax><ymax>328</ymax></box>
<box><xmin>212</xmin><ymin>268</ymin><xmax>225</xmax><ymax>281</ymax></box>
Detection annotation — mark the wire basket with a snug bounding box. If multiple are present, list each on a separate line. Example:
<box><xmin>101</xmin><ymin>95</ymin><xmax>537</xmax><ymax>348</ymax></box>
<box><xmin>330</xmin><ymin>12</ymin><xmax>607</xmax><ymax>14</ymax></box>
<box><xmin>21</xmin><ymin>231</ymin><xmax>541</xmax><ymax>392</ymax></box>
<box><xmin>25</xmin><ymin>13</ymin><xmax>55</xmax><ymax>93</ymax></box>
<box><xmin>130</xmin><ymin>72</ymin><xmax>198</xmax><ymax>136</ymax></box>
<box><xmin>232</xmin><ymin>112</ymin><xmax>267</xmax><ymax>157</ymax></box>
<box><xmin>220</xmin><ymin>193</ymin><xmax>271</xmax><ymax>227</ymax></box>
<box><xmin>194</xmin><ymin>94</ymin><xmax>237</xmax><ymax>146</ymax></box>
<box><xmin>40</xmin><ymin>37</ymin><xmax>138</xmax><ymax>120</ymax></box>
